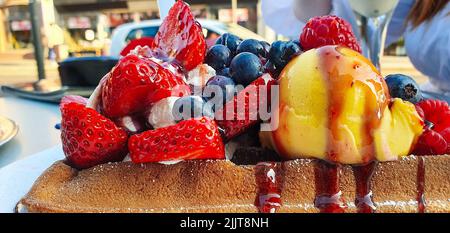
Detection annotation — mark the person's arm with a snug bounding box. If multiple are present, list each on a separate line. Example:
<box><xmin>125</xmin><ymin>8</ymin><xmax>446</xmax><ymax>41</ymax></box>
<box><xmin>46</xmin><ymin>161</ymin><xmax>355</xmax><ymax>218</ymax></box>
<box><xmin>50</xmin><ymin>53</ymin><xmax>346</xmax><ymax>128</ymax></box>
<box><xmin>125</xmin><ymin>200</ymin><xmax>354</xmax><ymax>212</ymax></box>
<box><xmin>293</xmin><ymin>0</ymin><xmax>333</xmax><ymax>22</ymax></box>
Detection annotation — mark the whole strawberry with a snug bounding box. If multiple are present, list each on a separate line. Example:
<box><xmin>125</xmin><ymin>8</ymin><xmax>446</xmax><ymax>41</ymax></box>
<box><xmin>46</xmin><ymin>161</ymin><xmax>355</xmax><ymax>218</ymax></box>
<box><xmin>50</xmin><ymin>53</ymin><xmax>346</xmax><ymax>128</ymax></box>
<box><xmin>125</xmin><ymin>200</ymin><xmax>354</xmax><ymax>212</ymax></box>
<box><xmin>101</xmin><ymin>54</ymin><xmax>190</xmax><ymax>118</ymax></box>
<box><xmin>61</xmin><ymin>102</ymin><xmax>128</xmax><ymax>169</ymax></box>
<box><xmin>414</xmin><ymin>99</ymin><xmax>450</xmax><ymax>155</ymax></box>
<box><xmin>300</xmin><ymin>15</ymin><xmax>362</xmax><ymax>53</ymax></box>
<box><xmin>129</xmin><ymin>117</ymin><xmax>225</xmax><ymax>163</ymax></box>
<box><xmin>152</xmin><ymin>0</ymin><xmax>206</xmax><ymax>71</ymax></box>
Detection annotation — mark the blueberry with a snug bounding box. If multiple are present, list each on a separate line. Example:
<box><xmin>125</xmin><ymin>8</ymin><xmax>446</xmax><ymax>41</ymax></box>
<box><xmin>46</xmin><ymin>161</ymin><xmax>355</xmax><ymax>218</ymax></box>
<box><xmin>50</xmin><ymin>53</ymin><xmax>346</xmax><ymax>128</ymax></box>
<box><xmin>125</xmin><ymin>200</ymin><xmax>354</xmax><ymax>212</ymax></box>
<box><xmin>205</xmin><ymin>45</ymin><xmax>231</xmax><ymax>71</ymax></box>
<box><xmin>236</xmin><ymin>39</ymin><xmax>266</xmax><ymax>58</ymax></box>
<box><xmin>291</xmin><ymin>39</ymin><xmax>302</xmax><ymax>48</ymax></box>
<box><xmin>205</xmin><ymin>75</ymin><xmax>236</xmax><ymax>108</ymax></box>
<box><xmin>264</xmin><ymin>60</ymin><xmax>279</xmax><ymax>78</ymax></box>
<box><xmin>216</xmin><ymin>67</ymin><xmax>231</xmax><ymax>77</ymax></box>
<box><xmin>283</xmin><ymin>40</ymin><xmax>302</xmax><ymax>61</ymax></box>
<box><xmin>268</xmin><ymin>40</ymin><xmax>302</xmax><ymax>71</ymax></box>
<box><xmin>385</xmin><ymin>74</ymin><xmax>423</xmax><ymax>104</ymax></box>
<box><xmin>215</xmin><ymin>33</ymin><xmax>242</xmax><ymax>55</ymax></box>
<box><xmin>268</xmin><ymin>41</ymin><xmax>286</xmax><ymax>68</ymax></box>
<box><xmin>230</xmin><ymin>52</ymin><xmax>264</xmax><ymax>86</ymax></box>
<box><xmin>260</xmin><ymin>41</ymin><xmax>271</xmax><ymax>56</ymax></box>
<box><xmin>172</xmin><ymin>96</ymin><xmax>214</xmax><ymax>122</ymax></box>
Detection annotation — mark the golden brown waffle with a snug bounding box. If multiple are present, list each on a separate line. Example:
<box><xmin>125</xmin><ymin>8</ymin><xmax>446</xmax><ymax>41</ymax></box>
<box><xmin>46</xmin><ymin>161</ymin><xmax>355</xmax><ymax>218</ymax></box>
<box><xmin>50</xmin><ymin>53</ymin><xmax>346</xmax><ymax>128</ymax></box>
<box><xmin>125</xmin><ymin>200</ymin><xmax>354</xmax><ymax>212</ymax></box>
<box><xmin>17</xmin><ymin>148</ymin><xmax>450</xmax><ymax>213</ymax></box>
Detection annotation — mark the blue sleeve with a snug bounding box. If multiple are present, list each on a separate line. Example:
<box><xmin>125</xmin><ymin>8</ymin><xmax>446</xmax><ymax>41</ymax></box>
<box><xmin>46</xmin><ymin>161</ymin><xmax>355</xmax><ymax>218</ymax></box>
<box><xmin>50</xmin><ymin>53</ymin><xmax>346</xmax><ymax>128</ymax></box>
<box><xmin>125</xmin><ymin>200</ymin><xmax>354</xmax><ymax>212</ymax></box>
<box><xmin>385</xmin><ymin>0</ymin><xmax>415</xmax><ymax>47</ymax></box>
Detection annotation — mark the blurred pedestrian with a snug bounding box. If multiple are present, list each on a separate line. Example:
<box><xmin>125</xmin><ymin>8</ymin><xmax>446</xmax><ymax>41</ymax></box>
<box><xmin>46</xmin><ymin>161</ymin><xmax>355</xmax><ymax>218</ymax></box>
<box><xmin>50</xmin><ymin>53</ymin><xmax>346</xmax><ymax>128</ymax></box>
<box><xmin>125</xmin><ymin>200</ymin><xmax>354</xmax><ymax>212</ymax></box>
<box><xmin>46</xmin><ymin>23</ymin><xmax>65</xmax><ymax>62</ymax></box>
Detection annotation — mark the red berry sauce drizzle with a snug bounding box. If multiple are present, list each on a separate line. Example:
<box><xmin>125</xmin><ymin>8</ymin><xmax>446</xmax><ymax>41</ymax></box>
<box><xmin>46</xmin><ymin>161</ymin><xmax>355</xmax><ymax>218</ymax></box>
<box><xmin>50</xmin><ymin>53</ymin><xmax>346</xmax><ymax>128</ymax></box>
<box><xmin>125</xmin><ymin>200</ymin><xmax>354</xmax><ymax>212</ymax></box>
<box><xmin>352</xmin><ymin>162</ymin><xmax>377</xmax><ymax>213</ymax></box>
<box><xmin>314</xmin><ymin>161</ymin><xmax>347</xmax><ymax>213</ymax></box>
<box><xmin>417</xmin><ymin>156</ymin><xmax>426</xmax><ymax>213</ymax></box>
<box><xmin>255</xmin><ymin>162</ymin><xmax>284</xmax><ymax>213</ymax></box>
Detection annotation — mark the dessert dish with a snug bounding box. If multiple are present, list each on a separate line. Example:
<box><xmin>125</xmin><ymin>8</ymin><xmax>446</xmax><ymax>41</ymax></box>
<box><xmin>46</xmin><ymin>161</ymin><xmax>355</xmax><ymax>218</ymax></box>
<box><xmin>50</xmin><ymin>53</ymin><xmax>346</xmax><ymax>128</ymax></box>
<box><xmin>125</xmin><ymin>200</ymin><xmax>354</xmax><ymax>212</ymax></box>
<box><xmin>18</xmin><ymin>1</ymin><xmax>450</xmax><ymax>213</ymax></box>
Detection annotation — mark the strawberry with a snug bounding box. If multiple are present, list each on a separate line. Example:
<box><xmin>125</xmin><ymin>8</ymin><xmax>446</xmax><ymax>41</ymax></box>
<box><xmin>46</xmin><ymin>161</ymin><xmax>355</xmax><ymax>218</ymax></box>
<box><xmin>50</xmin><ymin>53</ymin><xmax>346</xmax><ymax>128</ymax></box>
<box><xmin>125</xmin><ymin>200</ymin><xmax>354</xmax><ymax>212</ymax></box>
<box><xmin>101</xmin><ymin>54</ymin><xmax>190</xmax><ymax>118</ymax></box>
<box><xmin>300</xmin><ymin>15</ymin><xmax>362</xmax><ymax>53</ymax></box>
<box><xmin>129</xmin><ymin>117</ymin><xmax>225</xmax><ymax>163</ymax></box>
<box><xmin>413</xmin><ymin>99</ymin><xmax>450</xmax><ymax>155</ymax></box>
<box><xmin>152</xmin><ymin>0</ymin><xmax>206</xmax><ymax>71</ymax></box>
<box><xmin>120</xmin><ymin>38</ymin><xmax>154</xmax><ymax>57</ymax></box>
<box><xmin>215</xmin><ymin>74</ymin><xmax>276</xmax><ymax>141</ymax></box>
<box><xmin>60</xmin><ymin>95</ymin><xmax>88</xmax><ymax>108</ymax></box>
<box><xmin>60</xmin><ymin>103</ymin><xmax>128</xmax><ymax>169</ymax></box>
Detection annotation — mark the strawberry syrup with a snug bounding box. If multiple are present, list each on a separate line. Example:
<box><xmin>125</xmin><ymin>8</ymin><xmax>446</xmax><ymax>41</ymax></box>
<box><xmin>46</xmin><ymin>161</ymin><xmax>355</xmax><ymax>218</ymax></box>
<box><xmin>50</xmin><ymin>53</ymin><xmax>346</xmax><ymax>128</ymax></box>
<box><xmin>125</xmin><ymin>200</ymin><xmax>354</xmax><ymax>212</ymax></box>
<box><xmin>314</xmin><ymin>161</ymin><xmax>347</xmax><ymax>213</ymax></box>
<box><xmin>417</xmin><ymin>157</ymin><xmax>426</xmax><ymax>213</ymax></box>
<box><xmin>255</xmin><ymin>162</ymin><xmax>284</xmax><ymax>213</ymax></box>
<box><xmin>352</xmin><ymin>162</ymin><xmax>377</xmax><ymax>213</ymax></box>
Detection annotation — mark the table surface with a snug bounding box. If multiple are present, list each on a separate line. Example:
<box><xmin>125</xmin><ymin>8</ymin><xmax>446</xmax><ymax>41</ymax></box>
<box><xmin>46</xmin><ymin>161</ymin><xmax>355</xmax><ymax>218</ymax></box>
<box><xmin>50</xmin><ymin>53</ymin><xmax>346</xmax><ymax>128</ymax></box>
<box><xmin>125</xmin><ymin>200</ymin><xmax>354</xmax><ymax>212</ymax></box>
<box><xmin>0</xmin><ymin>96</ymin><xmax>61</xmax><ymax>168</ymax></box>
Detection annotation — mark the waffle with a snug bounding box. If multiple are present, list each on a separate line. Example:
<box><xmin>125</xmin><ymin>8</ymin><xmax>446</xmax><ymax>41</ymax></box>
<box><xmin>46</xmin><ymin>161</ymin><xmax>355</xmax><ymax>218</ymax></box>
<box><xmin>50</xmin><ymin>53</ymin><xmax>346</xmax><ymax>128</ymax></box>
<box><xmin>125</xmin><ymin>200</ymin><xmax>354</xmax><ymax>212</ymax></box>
<box><xmin>17</xmin><ymin>148</ymin><xmax>450</xmax><ymax>213</ymax></box>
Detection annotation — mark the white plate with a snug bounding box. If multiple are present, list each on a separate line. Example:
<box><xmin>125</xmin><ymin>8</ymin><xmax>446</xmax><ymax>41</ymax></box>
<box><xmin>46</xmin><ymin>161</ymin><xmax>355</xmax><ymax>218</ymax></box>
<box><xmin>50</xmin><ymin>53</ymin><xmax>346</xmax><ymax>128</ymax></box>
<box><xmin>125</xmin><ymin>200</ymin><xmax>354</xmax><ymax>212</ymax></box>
<box><xmin>0</xmin><ymin>116</ymin><xmax>19</xmax><ymax>147</ymax></box>
<box><xmin>0</xmin><ymin>145</ymin><xmax>64</xmax><ymax>213</ymax></box>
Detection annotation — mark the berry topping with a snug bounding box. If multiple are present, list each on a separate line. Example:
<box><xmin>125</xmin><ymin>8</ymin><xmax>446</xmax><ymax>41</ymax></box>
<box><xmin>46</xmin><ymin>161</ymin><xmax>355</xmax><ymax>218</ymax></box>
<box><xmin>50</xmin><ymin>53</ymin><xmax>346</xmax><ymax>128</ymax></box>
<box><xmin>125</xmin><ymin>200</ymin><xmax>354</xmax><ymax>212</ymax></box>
<box><xmin>215</xmin><ymin>74</ymin><xmax>276</xmax><ymax>141</ymax></box>
<box><xmin>129</xmin><ymin>117</ymin><xmax>225</xmax><ymax>163</ymax></box>
<box><xmin>205</xmin><ymin>75</ymin><xmax>236</xmax><ymax>108</ymax></box>
<box><xmin>230</xmin><ymin>52</ymin><xmax>264</xmax><ymax>86</ymax></box>
<box><xmin>60</xmin><ymin>95</ymin><xmax>88</xmax><ymax>108</ymax></box>
<box><xmin>300</xmin><ymin>15</ymin><xmax>361</xmax><ymax>53</ymax></box>
<box><xmin>260</xmin><ymin>41</ymin><xmax>271</xmax><ymax>57</ymax></box>
<box><xmin>236</xmin><ymin>39</ymin><xmax>267</xmax><ymax>58</ymax></box>
<box><xmin>216</xmin><ymin>67</ymin><xmax>231</xmax><ymax>77</ymax></box>
<box><xmin>267</xmin><ymin>40</ymin><xmax>302</xmax><ymax>75</ymax></box>
<box><xmin>205</xmin><ymin>44</ymin><xmax>232</xmax><ymax>71</ymax></box>
<box><xmin>385</xmin><ymin>74</ymin><xmax>423</xmax><ymax>104</ymax></box>
<box><xmin>172</xmin><ymin>96</ymin><xmax>214</xmax><ymax>121</ymax></box>
<box><xmin>60</xmin><ymin>103</ymin><xmax>128</xmax><ymax>169</ymax></box>
<box><xmin>215</xmin><ymin>33</ymin><xmax>242</xmax><ymax>56</ymax></box>
<box><xmin>414</xmin><ymin>129</ymin><xmax>448</xmax><ymax>155</ymax></box>
<box><xmin>152</xmin><ymin>0</ymin><xmax>206</xmax><ymax>71</ymax></box>
<box><xmin>413</xmin><ymin>99</ymin><xmax>450</xmax><ymax>155</ymax></box>
<box><xmin>102</xmin><ymin>54</ymin><xmax>190</xmax><ymax>118</ymax></box>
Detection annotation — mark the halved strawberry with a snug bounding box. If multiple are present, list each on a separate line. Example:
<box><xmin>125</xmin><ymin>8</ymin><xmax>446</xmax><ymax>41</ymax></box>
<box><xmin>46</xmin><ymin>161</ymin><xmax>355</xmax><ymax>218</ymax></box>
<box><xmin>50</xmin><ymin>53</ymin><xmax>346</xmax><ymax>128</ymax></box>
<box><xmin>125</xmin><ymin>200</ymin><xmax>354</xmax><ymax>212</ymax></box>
<box><xmin>129</xmin><ymin>117</ymin><xmax>225</xmax><ymax>163</ymax></box>
<box><xmin>101</xmin><ymin>54</ymin><xmax>190</xmax><ymax>118</ymax></box>
<box><xmin>215</xmin><ymin>74</ymin><xmax>276</xmax><ymax>141</ymax></box>
<box><xmin>61</xmin><ymin>103</ymin><xmax>128</xmax><ymax>169</ymax></box>
<box><xmin>60</xmin><ymin>95</ymin><xmax>88</xmax><ymax>108</ymax></box>
<box><xmin>152</xmin><ymin>0</ymin><xmax>206</xmax><ymax>71</ymax></box>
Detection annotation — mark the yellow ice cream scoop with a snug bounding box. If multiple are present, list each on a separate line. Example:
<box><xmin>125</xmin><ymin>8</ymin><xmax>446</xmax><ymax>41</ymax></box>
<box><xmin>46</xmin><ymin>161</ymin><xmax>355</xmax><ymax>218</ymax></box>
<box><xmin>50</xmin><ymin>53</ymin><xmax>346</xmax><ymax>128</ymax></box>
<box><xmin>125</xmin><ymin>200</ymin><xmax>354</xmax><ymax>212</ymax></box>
<box><xmin>267</xmin><ymin>46</ymin><xmax>423</xmax><ymax>165</ymax></box>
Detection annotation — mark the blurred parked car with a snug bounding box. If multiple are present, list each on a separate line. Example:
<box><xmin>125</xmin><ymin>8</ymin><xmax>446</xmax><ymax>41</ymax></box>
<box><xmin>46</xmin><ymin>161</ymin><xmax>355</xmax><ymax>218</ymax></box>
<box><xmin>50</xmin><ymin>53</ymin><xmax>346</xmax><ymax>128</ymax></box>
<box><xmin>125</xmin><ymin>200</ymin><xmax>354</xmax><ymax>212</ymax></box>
<box><xmin>110</xmin><ymin>19</ymin><xmax>267</xmax><ymax>57</ymax></box>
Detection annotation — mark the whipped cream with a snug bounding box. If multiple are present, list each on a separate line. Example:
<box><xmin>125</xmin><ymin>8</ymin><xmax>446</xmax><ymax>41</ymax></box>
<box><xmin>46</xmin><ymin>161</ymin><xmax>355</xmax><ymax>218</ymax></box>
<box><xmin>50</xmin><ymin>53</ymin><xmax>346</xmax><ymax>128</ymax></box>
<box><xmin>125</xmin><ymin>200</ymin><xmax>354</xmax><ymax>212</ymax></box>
<box><xmin>186</xmin><ymin>64</ymin><xmax>216</xmax><ymax>88</ymax></box>
<box><xmin>147</xmin><ymin>97</ymin><xmax>180</xmax><ymax>129</ymax></box>
<box><xmin>123</xmin><ymin>154</ymin><xmax>131</xmax><ymax>162</ymax></box>
<box><xmin>115</xmin><ymin>115</ymin><xmax>145</xmax><ymax>134</ymax></box>
<box><xmin>159</xmin><ymin>160</ymin><xmax>183</xmax><ymax>165</ymax></box>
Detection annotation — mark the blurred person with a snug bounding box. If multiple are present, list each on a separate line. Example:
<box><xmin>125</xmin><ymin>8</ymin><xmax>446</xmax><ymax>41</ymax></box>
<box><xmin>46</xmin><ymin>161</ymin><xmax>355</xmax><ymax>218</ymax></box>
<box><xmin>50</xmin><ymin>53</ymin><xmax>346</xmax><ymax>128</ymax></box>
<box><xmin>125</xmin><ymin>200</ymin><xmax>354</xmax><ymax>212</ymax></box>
<box><xmin>262</xmin><ymin>0</ymin><xmax>450</xmax><ymax>95</ymax></box>
<box><xmin>46</xmin><ymin>23</ymin><xmax>64</xmax><ymax>62</ymax></box>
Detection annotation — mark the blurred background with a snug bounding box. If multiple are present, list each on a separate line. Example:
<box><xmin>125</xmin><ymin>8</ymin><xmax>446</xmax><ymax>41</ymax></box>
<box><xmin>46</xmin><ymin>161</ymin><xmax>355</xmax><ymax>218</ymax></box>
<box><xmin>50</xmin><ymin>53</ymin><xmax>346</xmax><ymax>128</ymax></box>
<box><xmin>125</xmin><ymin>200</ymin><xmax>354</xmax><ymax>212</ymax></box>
<box><xmin>0</xmin><ymin>0</ymin><xmax>427</xmax><ymax>86</ymax></box>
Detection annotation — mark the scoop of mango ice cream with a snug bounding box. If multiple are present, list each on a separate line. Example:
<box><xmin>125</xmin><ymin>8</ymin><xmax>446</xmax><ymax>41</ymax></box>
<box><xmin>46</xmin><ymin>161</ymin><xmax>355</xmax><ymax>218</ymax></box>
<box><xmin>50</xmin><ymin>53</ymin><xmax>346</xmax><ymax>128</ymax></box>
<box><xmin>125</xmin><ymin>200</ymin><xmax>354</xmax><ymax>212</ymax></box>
<box><xmin>265</xmin><ymin>46</ymin><xmax>423</xmax><ymax>165</ymax></box>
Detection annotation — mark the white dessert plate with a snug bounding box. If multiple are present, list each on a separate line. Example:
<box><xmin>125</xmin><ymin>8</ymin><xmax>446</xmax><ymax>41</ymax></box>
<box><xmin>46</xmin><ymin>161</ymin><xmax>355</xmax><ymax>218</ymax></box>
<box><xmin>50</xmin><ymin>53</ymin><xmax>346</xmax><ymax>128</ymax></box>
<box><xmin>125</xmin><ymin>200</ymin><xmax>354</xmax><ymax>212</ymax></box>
<box><xmin>0</xmin><ymin>116</ymin><xmax>19</xmax><ymax>147</ymax></box>
<box><xmin>0</xmin><ymin>145</ymin><xmax>64</xmax><ymax>213</ymax></box>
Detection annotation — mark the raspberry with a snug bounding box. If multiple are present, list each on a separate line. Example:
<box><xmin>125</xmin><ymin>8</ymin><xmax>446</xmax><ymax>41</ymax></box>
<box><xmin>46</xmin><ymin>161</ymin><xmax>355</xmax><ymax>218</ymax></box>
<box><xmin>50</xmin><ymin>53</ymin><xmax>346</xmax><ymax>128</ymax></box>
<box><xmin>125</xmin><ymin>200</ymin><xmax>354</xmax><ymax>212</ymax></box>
<box><xmin>413</xmin><ymin>129</ymin><xmax>448</xmax><ymax>155</ymax></box>
<box><xmin>414</xmin><ymin>100</ymin><xmax>450</xmax><ymax>155</ymax></box>
<box><xmin>416</xmin><ymin>100</ymin><xmax>450</xmax><ymax>132</ymax></box>
<box><xmin>300</xmin><ymin>15</ymin><xmax>362</xmax><ymax>53</ymax></box>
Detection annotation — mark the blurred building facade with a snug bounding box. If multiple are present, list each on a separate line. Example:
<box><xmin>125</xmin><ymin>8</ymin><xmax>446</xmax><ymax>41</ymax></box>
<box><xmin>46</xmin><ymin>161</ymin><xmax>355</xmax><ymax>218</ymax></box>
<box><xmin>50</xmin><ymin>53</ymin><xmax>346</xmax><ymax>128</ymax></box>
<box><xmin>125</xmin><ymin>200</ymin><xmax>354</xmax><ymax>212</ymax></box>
<box><xmin>0</xmin><ymin>0</ymin><xmax>270</xmax><ymax>54</ymax></box>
